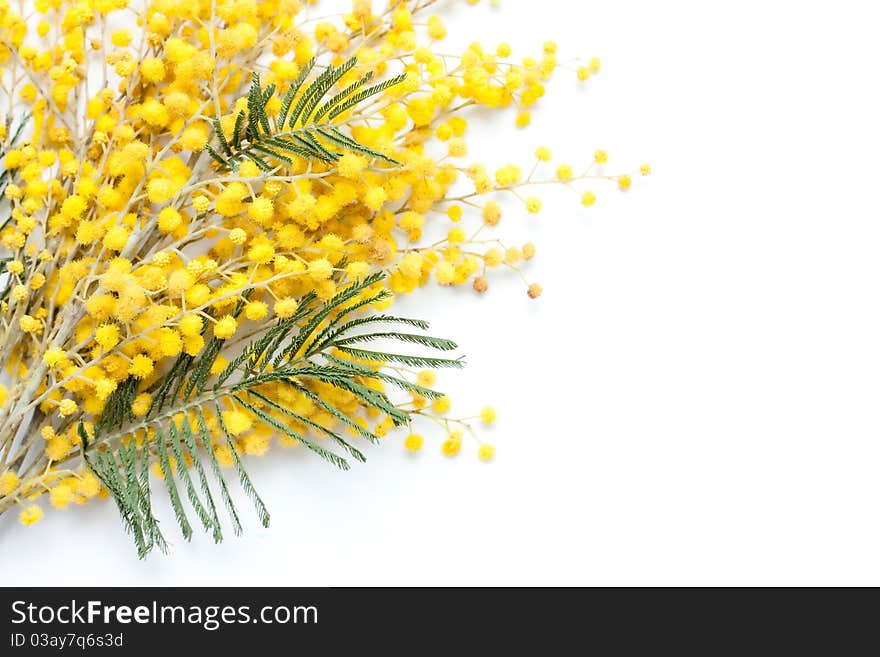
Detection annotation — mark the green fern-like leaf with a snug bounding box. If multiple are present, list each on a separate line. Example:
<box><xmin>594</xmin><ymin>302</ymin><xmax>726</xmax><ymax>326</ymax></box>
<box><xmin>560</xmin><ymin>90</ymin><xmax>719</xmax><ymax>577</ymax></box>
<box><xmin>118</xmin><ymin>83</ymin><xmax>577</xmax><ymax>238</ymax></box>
<box><xmin>80</xmin><ymin>274</ymin><xmax>461</xmax><ymax>557</ymax></box>
<box><xmin>208</xmin><ymin>57</ymin><xmax>403</xmax><ymax>171</ymax></box>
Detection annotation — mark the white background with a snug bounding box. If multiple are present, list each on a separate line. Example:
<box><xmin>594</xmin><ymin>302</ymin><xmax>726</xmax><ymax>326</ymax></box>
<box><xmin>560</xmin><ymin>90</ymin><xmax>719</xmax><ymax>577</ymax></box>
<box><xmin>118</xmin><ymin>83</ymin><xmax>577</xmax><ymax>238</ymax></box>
<box><xmin>4</xmin><ymin>0</ymin><xmax>880</xmax><ymax>586</ymax></box>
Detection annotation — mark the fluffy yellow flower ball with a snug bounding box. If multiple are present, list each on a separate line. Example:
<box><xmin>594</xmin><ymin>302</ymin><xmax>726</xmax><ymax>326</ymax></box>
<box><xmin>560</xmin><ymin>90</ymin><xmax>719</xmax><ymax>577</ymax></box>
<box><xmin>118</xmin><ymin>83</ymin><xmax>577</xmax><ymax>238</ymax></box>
<box><xmin>404</xmin><ymin>433</ymin><xmax>424</xmax><ymax>452</ymax></box>
<box><xmin>222</xmin><ymin>410</ymin><xmax>253</xmax><ymax>436</ymax></box>
<box><xmin>140</xmin><ymin>57</ymin><xmax>166</xmax><ymax>82</ymax></box>
<box><xmin>146</xmin><ymin>178</ymin><xmax>177</xmax><ymax>204</ymax></box>
<box><xmin>432</xmin><ymin>396</ymin><xmax>451</xmax><ymax>414</ymax></box>
<box><xmin>0</xmin><ymin>471</ymin><xmax>19</xmax><ymax>495</ymax></box>
<box><xmin>274</xmin><ymin>297</ymin><xmax>299</xmax><ymax>319</ymax></box>
<box><xmin>245</xmin><ymin>301</ymin><xmax>268</xmax><ymax>321</ymax></box>
<box><xmin>478</xmin><ymin>444</ymin><xmax>496</xmax><ymax>462</ymax></box>
<box><xmin>128</xmin><ymin>354</ymin><xmax>154</xmax><ymax>379</ymax></box>
<box><xmin>58</xmin><ymin>399</ymin><xmax>78</xmax><ymax>417</ymax></box>
<box><xmin>157</xmin><ymin>207</ymin><xmax>183</xmax><ymax>233</ymax></box>
<box><xmin>95</xmin><ymin>324</ymin><xmax>120</xmax><ymax>351</ymax></box>
<box><xmin>19</xmin><ymin>505</ymin><xmax>43</xmax><ymax>526</ymax></box>
<box><xmin>49</xmin><ymin>484</ymin><xmax>75</xmax><ymax>509</ymax></box>
<box><xmin>180</xmin><ymin>124</ymin><xmax>208</xmax><ymax>151</ymax></box>
<box><xmin>213</xmin><ymin>315</ymin><xmax>238</xmax><ymax>340</ymax></box>
<box><xmin>480</xmin><ymin>406</ymin><xmax>496</xmax><ymax>425</ymax></box>
<box><xmin>131</xmin><ymin>393</ymin><xmax>152</xmax><ymax>417</ymax></box>
<box><xmin>247</xmin><ymin>197</ymin><xmax>274</xmax><ymax>224</ymax></box>
<box><xmin>308</xmin><ymin>258</ymin><xmax>333</xmax><ymax>280</ymax></box>
<box><xmin>442</xmin><ymin>431</ymin><xmax>462</xmax><ymax>456</ymax></box>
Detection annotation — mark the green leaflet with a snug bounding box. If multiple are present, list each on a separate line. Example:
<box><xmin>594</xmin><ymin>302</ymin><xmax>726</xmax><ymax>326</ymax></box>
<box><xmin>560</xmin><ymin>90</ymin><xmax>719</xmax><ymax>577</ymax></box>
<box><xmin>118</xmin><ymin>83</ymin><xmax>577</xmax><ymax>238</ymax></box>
<box><xmin>79</xmin><ymin>274</ymin><xmax>462</xmax><ymax>557</ymax></box>
<box><xmin>209</xmin><ymin>56</ymin><xmax>402</xmax><ymax>171</ymax></box>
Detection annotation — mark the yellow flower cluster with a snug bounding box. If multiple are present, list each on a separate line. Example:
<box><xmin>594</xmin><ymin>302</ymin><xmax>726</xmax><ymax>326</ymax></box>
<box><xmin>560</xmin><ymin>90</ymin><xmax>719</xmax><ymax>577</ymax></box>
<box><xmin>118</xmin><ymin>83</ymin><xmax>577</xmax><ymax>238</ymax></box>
<box><xmin>0</xmin><ymin>0</ymin><xmax>646</xmax><ymax>528</ymax></box>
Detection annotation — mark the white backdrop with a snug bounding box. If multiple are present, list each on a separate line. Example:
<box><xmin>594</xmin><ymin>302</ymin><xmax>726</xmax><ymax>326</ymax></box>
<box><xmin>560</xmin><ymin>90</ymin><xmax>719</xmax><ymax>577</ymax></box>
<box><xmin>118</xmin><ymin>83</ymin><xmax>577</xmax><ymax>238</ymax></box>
<box><xmin>3</xmin><ymin>0</ymin><xmax>880</xmax><ymax>586</ymax></box>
